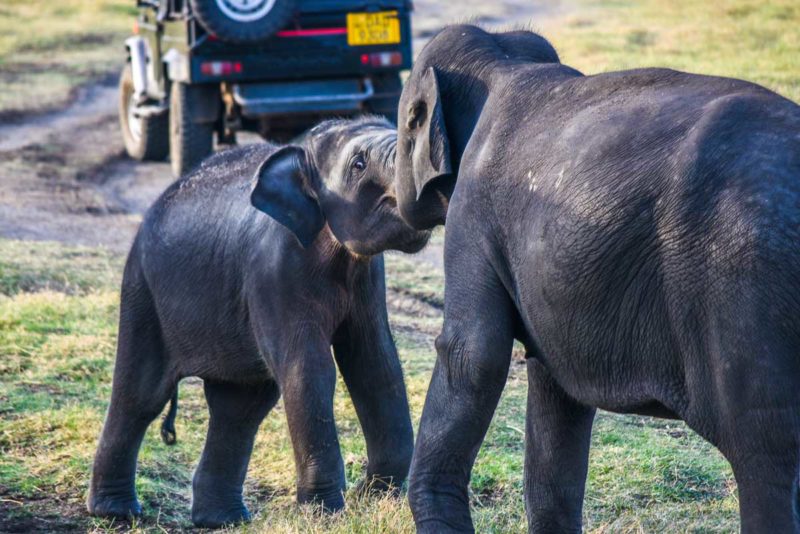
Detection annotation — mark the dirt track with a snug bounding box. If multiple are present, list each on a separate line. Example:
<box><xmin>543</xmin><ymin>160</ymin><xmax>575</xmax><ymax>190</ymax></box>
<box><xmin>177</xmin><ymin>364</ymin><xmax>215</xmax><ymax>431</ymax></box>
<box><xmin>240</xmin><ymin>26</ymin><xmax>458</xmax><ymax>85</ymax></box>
<box><xmin>0</xmin><ymin>80</ymin><xmax>173</xmax><ymax>252</ymax></box>
<box><xmin>0</xmin><ymin>0</ymin><xmax>563</xmax><ymax>257</ymax></box>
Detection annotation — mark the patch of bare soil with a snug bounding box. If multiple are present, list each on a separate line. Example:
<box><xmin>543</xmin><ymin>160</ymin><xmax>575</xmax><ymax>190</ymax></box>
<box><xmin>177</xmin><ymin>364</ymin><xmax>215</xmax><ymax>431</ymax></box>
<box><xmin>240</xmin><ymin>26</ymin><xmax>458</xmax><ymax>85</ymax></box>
<box><xmin>0</xmin><ymin>78</ymin><xmax>172</xmax><ymax>252</ymax></box>
<box><xmin>0</xmin><ymin>70</ymin><xmax>118</xmax><ymax>126</ymax></box>
<box><xmin>0</xmin><ymin>492</ymin><xmax>85</xmax><ymax>533</ymax></box>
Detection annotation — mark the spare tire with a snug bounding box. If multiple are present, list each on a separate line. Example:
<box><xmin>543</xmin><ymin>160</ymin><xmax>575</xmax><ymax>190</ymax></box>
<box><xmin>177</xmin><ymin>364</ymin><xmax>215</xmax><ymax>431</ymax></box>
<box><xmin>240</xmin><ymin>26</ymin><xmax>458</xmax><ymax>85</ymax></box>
<box><xmin>190</xmin><ymin>0</ymin><xmax>294</xmax><ymax>43</ymax></box>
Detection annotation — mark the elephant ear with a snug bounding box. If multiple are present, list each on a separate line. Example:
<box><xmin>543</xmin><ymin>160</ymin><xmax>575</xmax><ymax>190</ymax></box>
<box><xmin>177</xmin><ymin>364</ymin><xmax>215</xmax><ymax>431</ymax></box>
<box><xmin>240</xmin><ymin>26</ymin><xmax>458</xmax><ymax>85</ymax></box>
<box><xmin>406</xmin><ymin>66</ymin><xmax>453</xmax><ymax>201</ymax></box>
<box><xmin>250</xmin><ymin>146</ymin><xmax>325</xmax><ymax>248</ymax></box>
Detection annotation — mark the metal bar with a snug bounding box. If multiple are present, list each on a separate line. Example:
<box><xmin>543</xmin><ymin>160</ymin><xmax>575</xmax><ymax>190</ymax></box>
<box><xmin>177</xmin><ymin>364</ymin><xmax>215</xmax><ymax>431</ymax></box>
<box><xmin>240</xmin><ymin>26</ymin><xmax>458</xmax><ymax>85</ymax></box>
<box><xmin>233</xmin><ymin>78</ymin><xmax>374</xmax><ymax>106</ymax></box>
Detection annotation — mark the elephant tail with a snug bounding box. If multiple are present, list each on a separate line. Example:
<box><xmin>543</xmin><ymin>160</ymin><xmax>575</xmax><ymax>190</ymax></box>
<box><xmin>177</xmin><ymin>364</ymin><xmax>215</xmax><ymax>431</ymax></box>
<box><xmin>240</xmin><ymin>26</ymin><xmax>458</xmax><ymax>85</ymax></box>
<box><xmin>160</xmin><ymin>386</ymin><xmax>179</xmax><ymax>446</ymax></box>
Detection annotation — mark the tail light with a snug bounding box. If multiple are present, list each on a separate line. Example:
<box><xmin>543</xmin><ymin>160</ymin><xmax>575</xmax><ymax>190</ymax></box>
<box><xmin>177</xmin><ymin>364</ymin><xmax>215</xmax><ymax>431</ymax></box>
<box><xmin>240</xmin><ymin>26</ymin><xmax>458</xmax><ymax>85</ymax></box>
<box><xmin>360</xmin><ymin>52</ymin><xmax>403</xmax><ymax>68</ymax></box>
<box><xmin>200</xmin><ymin>61</ymin><xmax>243</xmax><ymax>76</ymax></box>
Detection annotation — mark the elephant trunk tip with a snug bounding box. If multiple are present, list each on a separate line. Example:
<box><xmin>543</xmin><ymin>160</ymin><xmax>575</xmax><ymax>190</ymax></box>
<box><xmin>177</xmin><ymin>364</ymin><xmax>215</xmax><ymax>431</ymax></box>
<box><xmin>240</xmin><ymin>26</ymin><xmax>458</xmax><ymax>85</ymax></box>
<box><xmin>160</xmin><ymin>387</ymin><xmax>179</xmax><ymax>446</ymax></box>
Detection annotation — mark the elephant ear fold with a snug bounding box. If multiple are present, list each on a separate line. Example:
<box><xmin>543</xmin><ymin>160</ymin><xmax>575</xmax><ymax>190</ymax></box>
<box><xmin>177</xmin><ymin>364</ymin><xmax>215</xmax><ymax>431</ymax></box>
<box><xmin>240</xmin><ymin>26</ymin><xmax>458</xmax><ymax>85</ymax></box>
<box><xmin>250</xmin><ymin>146</ymin><xmax>325</xmax><ymax>248</ymax></box>
<box><xmin>406</xmin><ymin>66</ymin><xmax>453</xmax><ymax>200</ymax></box>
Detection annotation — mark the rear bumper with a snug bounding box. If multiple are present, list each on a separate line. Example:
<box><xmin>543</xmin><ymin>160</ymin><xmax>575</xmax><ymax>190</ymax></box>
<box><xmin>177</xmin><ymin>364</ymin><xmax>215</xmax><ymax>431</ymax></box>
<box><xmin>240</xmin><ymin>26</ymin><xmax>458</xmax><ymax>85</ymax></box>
<box><xmin>233</xmin><ymin>78</ymin><xmax>374</xmax><ymax>116</ymax></box>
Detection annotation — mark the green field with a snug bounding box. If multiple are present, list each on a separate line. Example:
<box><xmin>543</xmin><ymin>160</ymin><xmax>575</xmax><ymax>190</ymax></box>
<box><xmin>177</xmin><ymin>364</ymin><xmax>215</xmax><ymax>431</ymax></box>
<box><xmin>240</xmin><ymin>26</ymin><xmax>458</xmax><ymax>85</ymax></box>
<box><xmin>548</xmin><ymin>0</ymin><xmax>799</xmax><ymax>102</ymax></box>
<box><xmin>1</xmin><ymin>0</ymin><xmax>798</xmax><ymax>532</ymax></box>
<box><xmin>0</xmin><ymin>237</ymin><xmax>738</xmax><ymax>533</ymax></box>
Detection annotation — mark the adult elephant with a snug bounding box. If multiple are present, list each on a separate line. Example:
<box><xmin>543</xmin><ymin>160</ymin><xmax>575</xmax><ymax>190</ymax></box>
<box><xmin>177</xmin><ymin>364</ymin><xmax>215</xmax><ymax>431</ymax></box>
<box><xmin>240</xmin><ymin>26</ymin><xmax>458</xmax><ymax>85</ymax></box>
<box><xmin>396</xmin><ymin>24</ymin><xmax>800</xmax><ymax>534</ymax></box>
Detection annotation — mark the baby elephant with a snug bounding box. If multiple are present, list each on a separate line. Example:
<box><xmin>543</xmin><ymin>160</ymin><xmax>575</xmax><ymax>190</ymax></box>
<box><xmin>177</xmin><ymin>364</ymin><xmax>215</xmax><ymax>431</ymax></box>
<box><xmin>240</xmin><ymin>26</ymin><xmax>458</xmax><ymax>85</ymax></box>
<box><xmin>88</xmin><ymin>117</ymin><xmax>429</xmax><ymax>528</ymax></box>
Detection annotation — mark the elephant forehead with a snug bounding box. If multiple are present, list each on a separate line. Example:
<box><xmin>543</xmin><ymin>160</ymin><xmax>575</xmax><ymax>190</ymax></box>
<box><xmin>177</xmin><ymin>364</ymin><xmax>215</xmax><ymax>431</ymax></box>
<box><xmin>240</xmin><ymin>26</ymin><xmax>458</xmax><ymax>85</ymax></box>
<box><xmin>308</xmin><ymin>118</ymin><xmax>392</xmax><ymax>156</ymax></box>
<box><xmin>331</xmin><ymin>125</ymin><xmax>396</xmax><ymax>157</ymax></box>
<box><xmin>326</xmin><ymin>128</ymin><xmax>397</xmax><ymax>189</ymax></box>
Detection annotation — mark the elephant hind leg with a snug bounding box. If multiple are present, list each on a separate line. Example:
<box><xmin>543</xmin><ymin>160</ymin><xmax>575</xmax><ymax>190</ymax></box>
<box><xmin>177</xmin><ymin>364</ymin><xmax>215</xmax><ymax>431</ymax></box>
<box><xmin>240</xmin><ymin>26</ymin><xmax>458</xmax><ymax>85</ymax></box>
<box><xmin>524</xmin><ymin>358</ymin><xmax>595</xmax><ymax>533</ymax></box>
<box><xmin>707</xmin><ymin>267</ymin><xmax>800</xmax><ymax>531</ymax></box>
<box><xmin>88</xmin><ymin>274</ymin><xmax>176</xmax><ymax>519</ymax></box>
<box><xmin>721</xmin><ymin>415</ymin><xmax>800</xmax><ymax>534</ymax></box>
<box><xmin>712</xmin><ymin>406</ymin><xmax>800</xmax><ymax>534</ymax></box>
<box><xmin>191</xmin><ymin>379</ymin><xmax>280</xmax><ymax>529</ymax></box>
<box><xmin>686</xmin><ymin>333</ymin><xmax>800</xmax><ymax>533</ymax></box>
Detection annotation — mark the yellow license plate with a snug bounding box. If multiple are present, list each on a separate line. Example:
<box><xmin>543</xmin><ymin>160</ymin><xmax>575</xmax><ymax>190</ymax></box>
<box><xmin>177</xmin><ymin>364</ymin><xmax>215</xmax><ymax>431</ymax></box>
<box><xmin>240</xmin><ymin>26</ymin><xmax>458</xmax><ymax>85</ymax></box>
<box><xmin>347</xmin><ymin>11</ymin><xmax>401</xmax><ymax>46</ymax></box>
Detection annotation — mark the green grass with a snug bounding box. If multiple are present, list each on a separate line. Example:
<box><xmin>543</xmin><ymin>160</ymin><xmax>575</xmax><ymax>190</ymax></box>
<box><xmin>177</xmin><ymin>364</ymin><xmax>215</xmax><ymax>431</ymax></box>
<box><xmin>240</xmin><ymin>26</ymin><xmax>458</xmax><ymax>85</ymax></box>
<box><xmin>545</xmin><ymin>0</ymin><xmax>800</xmax><ymax>102</ymax></box>
<box><xmin>0</xmin><ymin>239</ymin><xmax>122</xmax><ymax>296</ymax></box>
<box><xmin>0</xmin><ymin>239</ymin><xmax>738</xmax><ymax>532</ymax></box>
<box><xmin>0</xmin><ymin>0</ymin><xmax>135</xmax><ymax>116</ymax></box>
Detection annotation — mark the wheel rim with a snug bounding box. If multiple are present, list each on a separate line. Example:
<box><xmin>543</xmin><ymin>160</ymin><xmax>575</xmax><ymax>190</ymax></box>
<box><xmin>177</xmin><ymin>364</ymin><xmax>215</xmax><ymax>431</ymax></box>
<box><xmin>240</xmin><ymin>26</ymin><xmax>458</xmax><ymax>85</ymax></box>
<box><xmin>127</xmin><ymin>93</ymin><xmax>143</xmax><ymax>143</ymax></box>
<box><xmin>214</xmin><ymin>0</ymin><xmax>276</xmax><ymax>22</ymax></box>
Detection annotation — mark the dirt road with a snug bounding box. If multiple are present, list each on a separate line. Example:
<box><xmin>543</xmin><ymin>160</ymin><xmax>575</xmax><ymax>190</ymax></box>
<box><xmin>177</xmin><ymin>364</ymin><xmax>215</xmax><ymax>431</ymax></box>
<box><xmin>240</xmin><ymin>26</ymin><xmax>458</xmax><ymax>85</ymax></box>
<box><xmin>0</xmin><ymin>1</ymin><xmax>563</xmax><ymax>259</ymax></box>
<box><xmin>0</xmin><ymin>80</ymin><xmax>173</xmax><ymax>252</ymax></box>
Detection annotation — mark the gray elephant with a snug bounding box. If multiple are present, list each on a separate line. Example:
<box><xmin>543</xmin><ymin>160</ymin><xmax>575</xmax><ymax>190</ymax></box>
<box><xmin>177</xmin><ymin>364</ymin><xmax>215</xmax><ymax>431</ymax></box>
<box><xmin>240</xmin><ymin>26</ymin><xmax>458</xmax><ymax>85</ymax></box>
<box><xmin>395</xmin><ymin>25</ymin><xmax>800</xmax><ymax>533</ymax></box>
<box><xmin>88</xmin><ymin>117</ymin><xmax>429</xmax><ymax>528</ymax></box>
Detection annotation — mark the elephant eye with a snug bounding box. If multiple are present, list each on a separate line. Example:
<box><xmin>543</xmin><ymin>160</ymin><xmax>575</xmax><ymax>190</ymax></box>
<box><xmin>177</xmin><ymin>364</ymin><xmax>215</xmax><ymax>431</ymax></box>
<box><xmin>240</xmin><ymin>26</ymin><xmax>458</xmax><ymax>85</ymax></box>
<box><xmin>352</xmin><ymin>155</ymin><xmax>366</xmax><ymax>172</ymax></box>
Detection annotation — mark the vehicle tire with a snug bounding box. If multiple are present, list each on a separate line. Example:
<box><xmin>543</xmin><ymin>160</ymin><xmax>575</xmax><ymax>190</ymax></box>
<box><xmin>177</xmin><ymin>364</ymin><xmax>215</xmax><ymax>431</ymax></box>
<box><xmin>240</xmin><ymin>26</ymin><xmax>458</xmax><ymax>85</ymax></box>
<box><xmin>169</xmin><ymin>81</ymin><xmax>215</xmax><ymax>177</ymax></box>
<box><xmin>119</xmin><ymin>64</ymin><xmax>169</xmax><ymax>161</ymax></box>
<box><xmin>366</xmin><ymin>73</ymin><xmax>403</xmax><ymax>124</ymax></box>
<box><xmin>190</xmin><ymin>0</ymin><xmax>295</xmax><ymax>43</ymax></box>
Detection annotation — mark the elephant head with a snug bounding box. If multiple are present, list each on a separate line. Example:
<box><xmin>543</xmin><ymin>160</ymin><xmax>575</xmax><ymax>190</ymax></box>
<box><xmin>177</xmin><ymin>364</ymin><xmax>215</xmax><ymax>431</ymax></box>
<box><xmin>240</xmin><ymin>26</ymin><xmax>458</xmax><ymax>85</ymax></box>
<box><xmin>395</xmin><ymin>25</ymin><xmax>561</xmax><ymax>230</ymax></box>
<box><xmin>251</xmin><ymin>117</ymin><xmax>431</xmax><ymax>256</ymax></box>
<box><xmin>396</xmin><ymin>65</ymin><xmax>454</xmax><ymax>230</ymax></box>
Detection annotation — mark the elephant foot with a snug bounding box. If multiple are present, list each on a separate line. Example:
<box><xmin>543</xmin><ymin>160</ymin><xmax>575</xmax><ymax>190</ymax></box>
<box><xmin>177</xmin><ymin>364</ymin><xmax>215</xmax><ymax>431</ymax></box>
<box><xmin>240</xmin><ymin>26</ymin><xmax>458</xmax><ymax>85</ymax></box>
<box><xmin>192</xmin><ymin>474</ymin><xmax>253</xmax><ymax>528</ymax></box>
<box><xmin>416</xmin><ymin>519</ymin><xmax>475</xmax><ymax>534</ymax></box>
<box><xmin>87</xmin><ymin>491</ymin><xmax>142</xmax><ymax>519</ymax></box>
<box><xmin>297</xmin><ymin>488</ymin><xmax>345</xmax><ymax>513</ymax></box>
<box><xmin>353</xmin><ymin>476</ymin><xmax>402</xmax><ymax>498</ymax></box>
<box><xmin>191</xmin><ymin>504</ymin><xmax>251</xmax><ymax>529</ymax></box>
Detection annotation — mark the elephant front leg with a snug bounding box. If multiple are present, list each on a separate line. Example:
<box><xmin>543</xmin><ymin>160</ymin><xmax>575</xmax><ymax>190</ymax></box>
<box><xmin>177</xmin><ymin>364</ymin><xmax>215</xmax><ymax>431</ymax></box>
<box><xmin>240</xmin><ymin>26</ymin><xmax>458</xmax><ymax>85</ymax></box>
<box><xmin>524</xmin><ymin>358</ymin><xmax>595</xmax><ymax>533</ymax></box>
<box><xmin>279</xmin><ymin>341</ymin><xmax>346</xmax><ymax>511</ymax></box>
<box><xmin>333</xmin><ymin>310</ymin><xmax>414</xmax><ymax>495</ymax></box>
<box><xmin>191</xmin><ymin>380</ymin><xmax>279</xmax><ymax>528</ymax></box>
<box><xmin>409</xmin><ymin>268</ymin><xmax>516</xmax><ymax>534</ymax></box>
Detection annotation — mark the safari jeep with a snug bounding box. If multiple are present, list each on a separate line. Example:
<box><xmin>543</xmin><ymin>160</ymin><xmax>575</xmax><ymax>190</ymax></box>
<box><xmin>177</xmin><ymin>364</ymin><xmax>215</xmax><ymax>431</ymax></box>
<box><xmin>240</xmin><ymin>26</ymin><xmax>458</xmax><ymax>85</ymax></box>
<box><xmin>120</xmin><ymin>0</ymin><xmax>413</xmax><ymax>176</ymax></box>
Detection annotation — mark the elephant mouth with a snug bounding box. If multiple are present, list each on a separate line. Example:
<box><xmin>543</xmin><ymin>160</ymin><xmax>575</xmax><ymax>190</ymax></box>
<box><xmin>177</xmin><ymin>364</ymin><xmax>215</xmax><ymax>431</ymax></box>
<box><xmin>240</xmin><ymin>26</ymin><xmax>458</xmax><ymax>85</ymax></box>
<box><xmin>373</xmin><ymin>194</ymin><xmax>430</xmax><ymax>252</ymax></box>
<box><xmin>397</xmin><ymin>230</ymin><xmax>432</xmax><ymax>254</ymax></box>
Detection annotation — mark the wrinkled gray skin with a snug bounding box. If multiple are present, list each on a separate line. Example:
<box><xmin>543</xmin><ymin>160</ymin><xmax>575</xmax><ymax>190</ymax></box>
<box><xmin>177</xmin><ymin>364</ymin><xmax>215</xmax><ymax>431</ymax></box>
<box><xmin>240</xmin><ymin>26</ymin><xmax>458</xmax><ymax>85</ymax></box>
<box><xmin>87</xmin><ymin>117</ymin><xmax>429</xmax><ymax>528</ymax></box>
<box><xmin>396</xmin><ymin>25</ymin><xmax>800</xmax><ymax>533</ymax></box>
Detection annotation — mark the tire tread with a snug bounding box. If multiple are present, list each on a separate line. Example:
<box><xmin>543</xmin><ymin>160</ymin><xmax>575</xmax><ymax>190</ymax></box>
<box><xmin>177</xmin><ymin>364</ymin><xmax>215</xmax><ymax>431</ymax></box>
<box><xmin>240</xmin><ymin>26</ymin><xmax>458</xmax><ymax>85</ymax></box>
<box><xmin>119</xmin><ymin>64</ymin><xmax>169</xmax><ymax>162</ymax></box>
<box><xmin>169</xmin><ymin>81</ymin><xmax>214</xmax><ymax>177</ymax></box>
